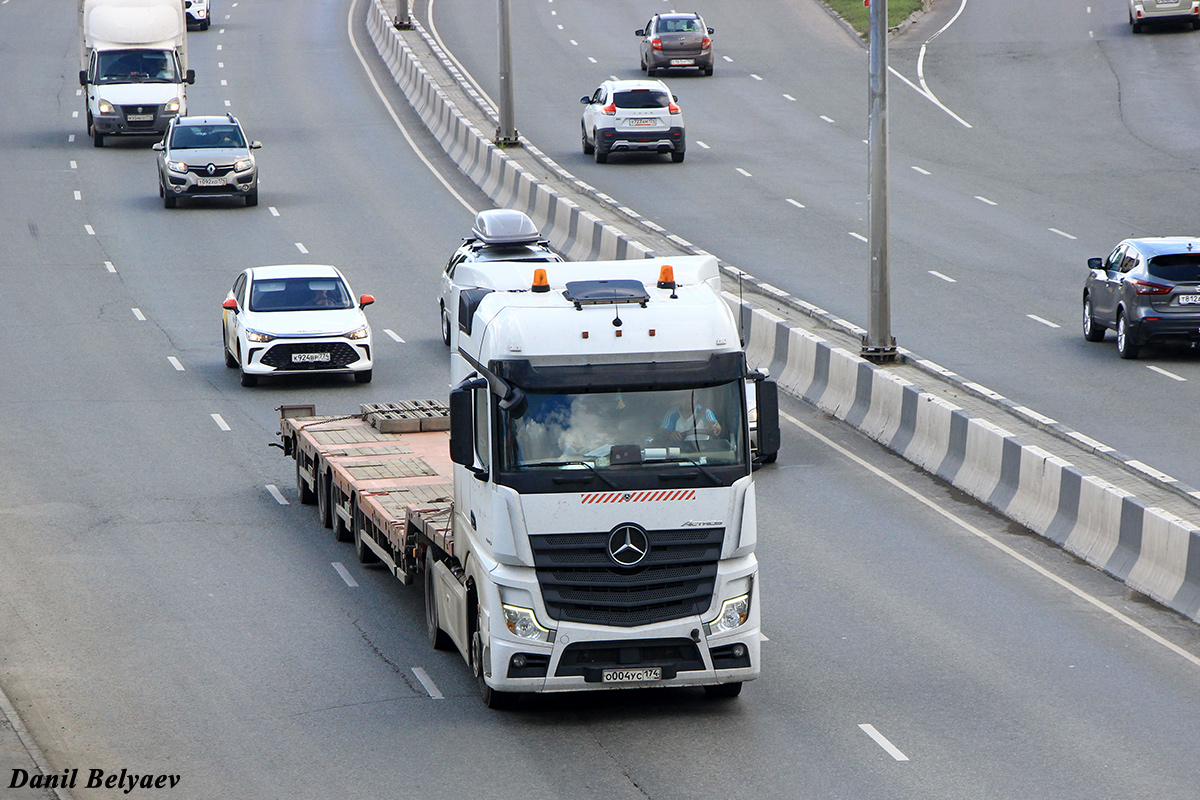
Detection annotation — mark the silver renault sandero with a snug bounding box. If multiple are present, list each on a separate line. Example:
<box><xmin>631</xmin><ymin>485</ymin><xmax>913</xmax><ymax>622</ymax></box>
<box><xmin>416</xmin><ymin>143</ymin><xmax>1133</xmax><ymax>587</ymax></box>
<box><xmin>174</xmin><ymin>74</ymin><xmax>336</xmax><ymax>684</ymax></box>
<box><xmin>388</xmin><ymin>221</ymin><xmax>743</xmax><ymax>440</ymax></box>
<box><xmin>153</xmin><ymin>114</ymin><xmax>261</xmax><ymax>208</ymax></box>
<box><xmin>1128</xmin><ymin>0</ymin><xmax>1200</xmax><ymax>32</ymax></box>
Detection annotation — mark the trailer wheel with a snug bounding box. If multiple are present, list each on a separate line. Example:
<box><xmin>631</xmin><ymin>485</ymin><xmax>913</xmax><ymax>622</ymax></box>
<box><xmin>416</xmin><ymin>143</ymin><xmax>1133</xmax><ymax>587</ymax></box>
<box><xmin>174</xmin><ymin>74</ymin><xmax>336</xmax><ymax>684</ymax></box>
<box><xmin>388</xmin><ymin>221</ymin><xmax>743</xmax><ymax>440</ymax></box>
<box><xmin>424</xmin><ymin>551</ymin><xmax>454</xmax><ymax>651</ymax></box>
<box><xmin>333</xmin><ymin>492</ymin><xmax>352</xmax><ymax>543</ymax></box>
<box><xmin>296</xmin><ymin>456</ymin><xmax>316</xmax><ymax>505</ymax></box>
<box><xmin>352</xmin><ymin>498</ymin><xmax>379</xmax><ymax>565</ymax></box>
<box><xmin>317</xmin><ymin>470</ymin><xmax>333</xmax><ymax>529</ymax></box>
<box><xmin>704</xmin><ymin>682</ymin><xmax>743</xmax><ymax>699</ymax></box>
<box><xmin>474</xmin><ymin>609</ymin><xmax>516</xmax><ymax>710</ymax></box>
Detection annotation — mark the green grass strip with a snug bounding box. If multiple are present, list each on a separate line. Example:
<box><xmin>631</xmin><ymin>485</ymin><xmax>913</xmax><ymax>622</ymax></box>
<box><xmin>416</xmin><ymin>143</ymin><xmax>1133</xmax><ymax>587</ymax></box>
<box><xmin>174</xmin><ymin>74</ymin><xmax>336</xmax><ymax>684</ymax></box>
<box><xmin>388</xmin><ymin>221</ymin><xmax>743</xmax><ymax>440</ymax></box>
<box><xmin>822</xmin><ymin>0</ymin><xmax>926</xmax><ymax>36</ymax></box>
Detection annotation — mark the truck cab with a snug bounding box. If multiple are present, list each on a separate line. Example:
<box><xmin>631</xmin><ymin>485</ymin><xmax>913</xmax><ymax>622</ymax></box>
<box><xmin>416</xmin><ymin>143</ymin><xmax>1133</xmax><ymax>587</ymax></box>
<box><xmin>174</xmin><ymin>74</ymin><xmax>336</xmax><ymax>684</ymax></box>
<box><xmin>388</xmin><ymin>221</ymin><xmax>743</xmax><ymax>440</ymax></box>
<box><xmin>441</xmin><ymin>258</ymin><xmax>777</xmax><ymax>703</ymax></box>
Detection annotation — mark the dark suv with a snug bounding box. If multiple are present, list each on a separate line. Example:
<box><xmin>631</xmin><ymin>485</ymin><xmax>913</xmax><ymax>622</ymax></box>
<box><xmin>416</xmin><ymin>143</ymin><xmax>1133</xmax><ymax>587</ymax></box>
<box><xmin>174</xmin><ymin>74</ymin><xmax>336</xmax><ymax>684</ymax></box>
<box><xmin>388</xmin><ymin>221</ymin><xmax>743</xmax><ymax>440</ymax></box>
<box><xmin>1083</xmin><ymin>237</ymin><xmax>1200</xmax><ymax>358</ymax></box>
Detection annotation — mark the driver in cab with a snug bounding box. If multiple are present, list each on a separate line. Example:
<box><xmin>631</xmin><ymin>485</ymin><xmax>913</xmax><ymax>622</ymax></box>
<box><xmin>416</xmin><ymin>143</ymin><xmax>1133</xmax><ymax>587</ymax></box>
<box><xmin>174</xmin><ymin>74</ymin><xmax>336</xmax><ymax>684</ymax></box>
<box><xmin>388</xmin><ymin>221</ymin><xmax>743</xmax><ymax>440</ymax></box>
<box><xmin>658</xmin><ymin>401</ymin><xmax>721</xmax><ymax>443</ymax></box>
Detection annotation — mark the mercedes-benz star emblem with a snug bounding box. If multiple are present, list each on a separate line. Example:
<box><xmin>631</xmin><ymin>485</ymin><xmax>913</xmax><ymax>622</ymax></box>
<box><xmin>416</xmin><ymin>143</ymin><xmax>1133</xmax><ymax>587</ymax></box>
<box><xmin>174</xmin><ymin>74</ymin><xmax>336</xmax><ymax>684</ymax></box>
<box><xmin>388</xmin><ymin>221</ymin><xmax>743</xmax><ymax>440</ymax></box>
<box><xmin>206</xmin><ymin>164</ymin><xmax>216</xmax><ymax>175</ymax></box>
<box><xmin>607</xmin><ymin>524</ymin><xmax>650</xmax><ymax>567</ymax></box>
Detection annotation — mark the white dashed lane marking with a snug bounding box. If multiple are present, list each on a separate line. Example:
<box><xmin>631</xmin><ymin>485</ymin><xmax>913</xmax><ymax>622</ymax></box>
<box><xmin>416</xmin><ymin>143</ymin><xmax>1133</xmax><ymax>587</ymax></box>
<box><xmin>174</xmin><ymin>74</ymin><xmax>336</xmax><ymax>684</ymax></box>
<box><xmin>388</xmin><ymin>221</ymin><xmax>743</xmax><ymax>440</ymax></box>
<box><xmin>266</xmin><ymin>484</ymin><xmax>289</xmax><ymax>505</ymax></box>
<box><xmin>167</xmin><ymin>356</ymin><xmax>185</xmax><ymax>371</ymax></box>
<box><xmin>785</xmin><ymin>198</ymin><xmax>805</xmax><ymax>209</ymax></box>
<box><xmin>131</xmin><ymin>308</ymin><xmax>145</xmax><ymax>321</ymax></box>
<box><xmin>383</xmin><ymin>329</ymin><xmax>405</xmax><ymax>343</ymax></box>
<box><xmin>859</xmin><ymin>724</ymin><xmax>910</xmax><ymax>762</ymax></box>
<box><xmin>332</xmin><ymin>562</ymin><xmax>358</xmax><ymax>587</ymax></box>
<box><xmin>929</xmin><ymin>271</ymin><xmax>957</xmax><ymax>283</ymax></box>
<box><xmin>1050</xmin><ymin>228</ymin><xmax>1077</xmax><ymax>240</ymax></box>
<box><xmin>1027</xmin><ymin>314</ymin><xmax>1060</xmax><ymax>329</ymax></box>
<box><xmin>412</xmin><ymin>667</ymin><xmax>444</xmax><ymax>699</ymax></box>
<box><xmin>1148</xmin><ymin>365</ymin><xmax>1187</xmax><ymax>382</ymax></box>
<box><xmin>911</xmin><ymin>166</ymin><xmax>930</xmax><ymax>175</ymax></box>
<box><xmin>849</xmin><ymin>232</ymin><xmax>868</xmax><ymax>243</ymax></box>
<box><xmin>211</xmin><ymin>413</ymin><xmax>231</xmax><ymax>431</ymax></box>
<box><xmin>295</xmin><ymin>243</ymin><xmax>309</xmax><ymax>254</ymax></box>
<box><xmin>975</xmin><ymin>196</ymin><xmax>997</xmax><ymax>206</ymax></box>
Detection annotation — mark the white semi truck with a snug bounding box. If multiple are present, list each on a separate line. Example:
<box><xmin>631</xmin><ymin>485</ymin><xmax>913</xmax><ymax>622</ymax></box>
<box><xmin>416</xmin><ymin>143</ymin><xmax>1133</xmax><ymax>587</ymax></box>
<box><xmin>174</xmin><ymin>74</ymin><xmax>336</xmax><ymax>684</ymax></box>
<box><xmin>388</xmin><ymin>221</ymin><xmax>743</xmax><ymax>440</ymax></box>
<box><xmin>78</xmin><ymin>0</ymin><xmax>194</xmax><ymax>147</ymax></box>
<box><xmin>283</xmin><ymin>256</ymin><xmax>779</xmax><ymax>707</ymax></box>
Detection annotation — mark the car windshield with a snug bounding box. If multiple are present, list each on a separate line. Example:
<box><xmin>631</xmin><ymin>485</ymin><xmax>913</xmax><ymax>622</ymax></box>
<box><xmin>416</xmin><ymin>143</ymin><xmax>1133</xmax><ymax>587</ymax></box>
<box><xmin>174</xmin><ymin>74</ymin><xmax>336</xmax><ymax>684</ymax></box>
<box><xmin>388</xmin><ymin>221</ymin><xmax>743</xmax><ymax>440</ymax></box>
<box><xmin>614</xmin><ymin>89</ymin><xmax>670</xmax><ymax>109</ymax></box>
<box><xmin>170</xmin><ymin>124</ymin><xmax>246</xmax><ymax>149</ymax></box>
<box><xmin>249</xmin><ymin>278</ymin><xmax>353</xmax><ymax>312</ymax></box>
<box><xmin>96</xmin><ymin>49</ymin><xmax>179</xmax><ymax>83</ymax></box>
<box><xmin>498</xmin><ymin>382</ymin><xmax>745</xmax><ymax>471</ymax></box>
<box><xmin>1147</xmin><ymin>254</ymin><xmax>1200</xmax><ymax>283</ymax></box>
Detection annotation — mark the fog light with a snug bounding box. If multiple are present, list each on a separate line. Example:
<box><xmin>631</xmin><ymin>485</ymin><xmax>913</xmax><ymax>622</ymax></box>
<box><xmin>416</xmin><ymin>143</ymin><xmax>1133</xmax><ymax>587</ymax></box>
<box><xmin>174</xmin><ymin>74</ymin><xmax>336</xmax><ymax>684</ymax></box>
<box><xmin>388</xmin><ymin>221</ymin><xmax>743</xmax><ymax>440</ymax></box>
<box><xmin>512</xmin><ymin>654</ymin><xmax>527</xmax><ymax>669</ymax></box>
<box><xmin>732</xmin><ymin>644</ymin><xmax>746</xmax><ymax>658</ymax></box>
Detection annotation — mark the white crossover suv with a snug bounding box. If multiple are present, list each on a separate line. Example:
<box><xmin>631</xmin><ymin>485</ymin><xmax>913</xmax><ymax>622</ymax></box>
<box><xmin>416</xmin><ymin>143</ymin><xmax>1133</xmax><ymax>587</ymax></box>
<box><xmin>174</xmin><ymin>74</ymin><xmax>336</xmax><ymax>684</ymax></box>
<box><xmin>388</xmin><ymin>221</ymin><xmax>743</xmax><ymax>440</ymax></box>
<box><xmin>580</xmin><ymin>79</ymin><xmax>685</xmax><ymax>163</ymax></box>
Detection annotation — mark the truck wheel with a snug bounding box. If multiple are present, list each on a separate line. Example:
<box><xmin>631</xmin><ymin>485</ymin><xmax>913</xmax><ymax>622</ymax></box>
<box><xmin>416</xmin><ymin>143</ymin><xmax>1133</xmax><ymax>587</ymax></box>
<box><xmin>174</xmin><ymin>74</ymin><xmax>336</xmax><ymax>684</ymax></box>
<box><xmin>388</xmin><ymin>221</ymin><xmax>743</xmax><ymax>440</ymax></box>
<box><xmin>353</xmin><ymin>499</ymin><xmax>379</xmax><ymax>564</ymax></box>
<box><xmin>333</xmin><ymin>492</ymin><xmax>352</xmax><ymax>543</ymax></box>
<box><xmin>440</xmin><ymin>307</ymin><xmax>452</xmax><ymax>346</ymax></box>
<box><xmin>296</xmin><ymin>456</ymin><xmax>316</xmax><ymax>505</ymax></box>
<box><xmin>473</xmin><ymin>612</ymin><xmax>515</xmax><ymax>709</ymax></box>
<box><xmin>704</xmin><ymin>682</ymin><xmax>743</xmax><ymax>699</ymax></box>
<box><xmin>424</xmin><ymin>551</ymin><xmax>454</xmax><ymax>651</ymax></box>
<box><xmin>317</xmin><ymin>470</ymin><xmax>333</xmax><ymax>529</ymax></box>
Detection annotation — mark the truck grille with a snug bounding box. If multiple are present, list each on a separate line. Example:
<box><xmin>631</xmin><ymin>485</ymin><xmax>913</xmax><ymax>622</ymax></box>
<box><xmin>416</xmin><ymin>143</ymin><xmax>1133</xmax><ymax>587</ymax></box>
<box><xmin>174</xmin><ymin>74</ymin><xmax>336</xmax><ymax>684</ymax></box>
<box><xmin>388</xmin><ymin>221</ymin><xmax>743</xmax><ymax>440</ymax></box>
<box><xmin>530</xmin><ymin>527</ymin><xmax>722</xmax><ymax>627</ymax></box>
<box><xmin>260</xmin><ymin>342</ymin><xmax>361</xmax><ymax>370</ymax></box>
<box><xmin>120</xmin><ymin>105</ymin><xmax>160</xmax><ymax>129</ymax></box>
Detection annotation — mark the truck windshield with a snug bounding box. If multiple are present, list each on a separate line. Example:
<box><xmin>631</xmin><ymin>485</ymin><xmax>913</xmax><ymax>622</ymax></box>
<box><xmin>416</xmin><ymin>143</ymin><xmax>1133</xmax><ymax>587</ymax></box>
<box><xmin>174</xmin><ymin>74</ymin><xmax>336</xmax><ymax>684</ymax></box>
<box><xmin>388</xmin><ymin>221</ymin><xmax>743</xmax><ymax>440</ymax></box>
<box><xmin>96</xmin><ymin>49</ymin><xmax>179</xmax><ymax>83</ymax></box>
<box><xmin>498</xmin><ymin>382</ymin><xmax>745</xmax><ymax>472</ymax></box>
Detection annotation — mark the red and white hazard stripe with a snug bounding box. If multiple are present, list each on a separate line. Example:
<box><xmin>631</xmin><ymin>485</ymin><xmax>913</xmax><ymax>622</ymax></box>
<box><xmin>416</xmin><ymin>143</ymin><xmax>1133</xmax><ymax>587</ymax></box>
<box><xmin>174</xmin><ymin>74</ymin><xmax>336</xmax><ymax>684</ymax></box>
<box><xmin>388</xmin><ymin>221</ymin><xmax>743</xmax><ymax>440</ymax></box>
<box><xmin>581</xmin><ymin>490</ymin><xmax>696</xmax><ymax>504</ymax></box>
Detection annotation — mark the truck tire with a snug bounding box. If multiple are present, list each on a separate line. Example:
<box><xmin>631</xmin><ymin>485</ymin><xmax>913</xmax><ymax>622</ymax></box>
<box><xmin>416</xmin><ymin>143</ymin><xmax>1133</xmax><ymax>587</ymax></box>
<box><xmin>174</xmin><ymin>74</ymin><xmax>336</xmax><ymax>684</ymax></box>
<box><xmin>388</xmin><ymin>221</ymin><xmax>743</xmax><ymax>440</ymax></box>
<box><xmin>353</xmin><ymin>498</ymin><xmax>379</xmax><ymax>564</ymax></box>
<box><xmin>424</xmin><ymin>551</ymin><xmax>454</xmax><ymax>651</ymax></box>
<box><xmin>333</xmin><ymin>492</ymin><xmax>353</xmax><ymax>543</ymax></box>
<box><xmin>704</xmin><ymin>682</ymin><xmax>743</xmax><ymax>699</ymax></box>
<box><xmin>296</xmin><ymin>456</ymin><xmax>316</xmax><ymax>505</ymax></box>
<box><xmin>317</xmin><ymin>470</ymin><xmax>333</xmax><ymax>529</ymax></box>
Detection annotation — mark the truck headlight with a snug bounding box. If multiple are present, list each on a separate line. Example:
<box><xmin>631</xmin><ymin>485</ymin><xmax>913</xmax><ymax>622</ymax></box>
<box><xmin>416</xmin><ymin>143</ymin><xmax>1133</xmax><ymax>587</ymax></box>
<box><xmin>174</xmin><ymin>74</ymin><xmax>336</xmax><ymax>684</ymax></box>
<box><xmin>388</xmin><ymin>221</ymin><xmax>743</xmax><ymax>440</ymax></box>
<box><xmin>97</xmin><ymin>100</ymin><xmax>115</xmax><ymax>115</ymax></box>
<box><xmin>234</xmin><ymin>158</ymin><xmax>253</xmax><ymax>173</ymax></box>
<box><xmin>708</xmin><ymin>594</ymin><xmax>750</xmax><ymax>634</ymax></box>
<box><xmin>245</xmin><ymin>329</ymin><xmax>275</xmax><ymax>343</ymax></box>
<box><xmin>167</xmin><ymin>160</ymin><xmax>188</xmax><ymax>174</ymax></box>
<box><xmin>345</xmin><ymin>325</ymin><xmax>369</xmax><ymax>341</ymax></box>
<box><xmin>502</xmin><ymin>605</ymin><xmax>551</xmax><ymax>642</ymax></box>
<box><xmin>164</xmin><ymin>97</ymin><xmax>181</xmax><ymax>114</ymax></box>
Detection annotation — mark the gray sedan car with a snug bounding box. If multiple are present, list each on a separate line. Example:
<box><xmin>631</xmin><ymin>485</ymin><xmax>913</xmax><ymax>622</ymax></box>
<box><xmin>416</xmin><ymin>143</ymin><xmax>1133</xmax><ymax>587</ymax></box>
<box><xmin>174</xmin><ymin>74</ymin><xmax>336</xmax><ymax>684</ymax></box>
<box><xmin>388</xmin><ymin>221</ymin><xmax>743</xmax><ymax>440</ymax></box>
<box><xmin>1128</xmin><ymin>0</ymin><xmax>1200</xmax><ymax>32</ymax></box>
<box><xmin>636</xmin><ymin>12</ymin><xmax>714</xmax><ymax>76</ymax></box>
<box><xmin>1083</xmin><ymin>237</ymin><xmax>1200</xmax><ymax>358</ymax></box>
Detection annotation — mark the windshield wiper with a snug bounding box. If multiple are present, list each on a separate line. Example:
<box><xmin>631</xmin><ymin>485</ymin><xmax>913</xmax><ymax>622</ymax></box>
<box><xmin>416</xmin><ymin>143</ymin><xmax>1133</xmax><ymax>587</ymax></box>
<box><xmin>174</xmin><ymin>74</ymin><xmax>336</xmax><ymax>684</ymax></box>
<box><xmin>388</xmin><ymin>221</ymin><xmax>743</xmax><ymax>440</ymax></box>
<box><xmin>652</xmin><ymin>456</ymin><xmax>722</xmax><ymax>484</ymax></box>
<box><xmin>519</xmin><ymin>460</ymin><xmax>617</xmax><ymax>490</ymax></box>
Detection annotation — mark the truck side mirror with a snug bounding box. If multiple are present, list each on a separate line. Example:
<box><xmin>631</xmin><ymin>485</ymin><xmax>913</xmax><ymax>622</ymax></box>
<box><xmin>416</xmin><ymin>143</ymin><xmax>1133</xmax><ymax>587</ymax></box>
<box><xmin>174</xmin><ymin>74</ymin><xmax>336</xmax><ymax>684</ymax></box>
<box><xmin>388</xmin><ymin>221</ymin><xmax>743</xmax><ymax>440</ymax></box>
<box><xmin>186</xmin><ymin>69</ymin><xmax>196</xmax><ymax>85</ymax></box>
<box><xmin>79</xmin><ymin>70</ymin><xmax>88</xmax><ymax>87</ymax></box>
<box><xmin>449</xmin><ymin>379</ymin><xmax>486</xmax><ymax>469</ymax></box>
<box><xmin>753</xmin><ymin>379</ymin><xmax>780</xmax><ymax>465</ymax></box>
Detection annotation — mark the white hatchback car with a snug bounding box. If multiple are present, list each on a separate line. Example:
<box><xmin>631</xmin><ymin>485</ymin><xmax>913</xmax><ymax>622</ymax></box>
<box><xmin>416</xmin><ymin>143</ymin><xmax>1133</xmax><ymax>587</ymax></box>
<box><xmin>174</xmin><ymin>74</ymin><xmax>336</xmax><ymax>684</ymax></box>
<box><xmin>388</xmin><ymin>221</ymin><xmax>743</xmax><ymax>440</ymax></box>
<box><xmin>222</xmin><ymin>265</ymin><xmax>374</xmax><ymax>387</ymax></box>
<box><xmin>580</xmin><ymin>79</ymin><xmax>685</xmax><ymax>163</ymax></box>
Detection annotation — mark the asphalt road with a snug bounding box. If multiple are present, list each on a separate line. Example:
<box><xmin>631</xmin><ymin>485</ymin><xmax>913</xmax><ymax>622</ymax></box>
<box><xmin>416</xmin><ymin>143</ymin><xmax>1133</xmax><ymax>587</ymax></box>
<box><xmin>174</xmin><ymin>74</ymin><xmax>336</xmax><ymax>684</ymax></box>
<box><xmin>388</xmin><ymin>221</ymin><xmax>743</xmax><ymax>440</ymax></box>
<box><xmin>419</xmin><ymin>0</ymin><xmax>1200</xmax><ymax>489</ymax></box>
<box><xmin>3</xmin><ymin>1</ymin><xmax>1200</xmax><ymax>798</ymax></box>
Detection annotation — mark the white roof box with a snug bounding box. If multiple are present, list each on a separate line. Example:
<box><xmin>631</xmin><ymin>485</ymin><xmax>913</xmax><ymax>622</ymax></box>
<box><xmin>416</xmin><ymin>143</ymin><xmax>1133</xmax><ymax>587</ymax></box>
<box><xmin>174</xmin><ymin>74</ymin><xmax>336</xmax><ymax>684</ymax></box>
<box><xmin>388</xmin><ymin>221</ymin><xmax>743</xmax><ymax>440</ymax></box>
<box><xmin>471</xmin><ymin>209</ymin><xmax>541</xmax><ymax>245</ymax></box>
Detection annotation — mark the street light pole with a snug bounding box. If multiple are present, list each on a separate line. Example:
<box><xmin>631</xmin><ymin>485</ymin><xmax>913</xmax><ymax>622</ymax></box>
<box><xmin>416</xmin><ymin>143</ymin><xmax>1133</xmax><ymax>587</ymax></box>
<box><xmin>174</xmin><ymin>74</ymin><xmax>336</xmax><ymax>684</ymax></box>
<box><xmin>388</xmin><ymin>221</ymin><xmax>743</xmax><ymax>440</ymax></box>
<box><xmin>496</xmin><ymin>0</ymin><xmax>520</xmax><ymax>146</ymax></box>
<box><xmin>863</xmin><ymin>0</ymin><xmax>897</xmax><ymax>362</ymax></box>
<box><xmin>392</xmin><ymin>0</ymin><xmax>412</xmax><ymax>30</ymax></box>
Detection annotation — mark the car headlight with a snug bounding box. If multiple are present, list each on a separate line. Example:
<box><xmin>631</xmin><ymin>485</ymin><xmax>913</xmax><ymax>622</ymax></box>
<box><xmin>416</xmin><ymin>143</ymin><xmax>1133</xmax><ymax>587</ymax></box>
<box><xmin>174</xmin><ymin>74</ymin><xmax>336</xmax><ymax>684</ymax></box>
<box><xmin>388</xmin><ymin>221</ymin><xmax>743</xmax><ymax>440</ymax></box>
<box><xmin>97</xmin><ymin>100</ymin><xmax>115</xmax><ymax>115</ymax></box>
<box><xmin>708</xmin><ymin>593</ymin><xmax>750</xmax><ymax>634</ymax></box>
<box><xmin>167</xmin><ymin>160</ymin><xmax>188</xmax><ymax>174</ymax></box>
<box><xmin>234</xmin><ymin>158</ymin><xmax>254</xmax><ymax>173</ymax></box>
<box><xmin>245</xmin><ymin>329</ymin><xmax>275</xmax><ymax>343</ymax></box>
<box><xmin>164</xmin><ymin>97</ymin><xmax>181</xmax><ymax>114</ymax></box>
<box><xmin>345</xmin><ymin>325</ymin><xmax>369</xmax><ymax>340</ymax></box>
<box><xmin>502</xmin><ymin>605</ymin><xmax>552</xmax><ymax>642</ymax></box>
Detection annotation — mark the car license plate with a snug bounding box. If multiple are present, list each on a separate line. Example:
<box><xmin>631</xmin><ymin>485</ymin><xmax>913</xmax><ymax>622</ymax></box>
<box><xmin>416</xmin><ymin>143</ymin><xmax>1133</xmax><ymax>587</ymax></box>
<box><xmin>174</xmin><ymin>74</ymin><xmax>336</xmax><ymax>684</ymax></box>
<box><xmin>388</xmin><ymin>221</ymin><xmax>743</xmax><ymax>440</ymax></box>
<box><xmin>670</xmin><ymin>59</ymin><xmax>694</xmax><ymax>66</ymax></box>
<box><xmin>602</xmin><ymin>667</ymin><xmax>661</xmax><ymax>683</ymax></box>
<box><xmin>1178</xmin><ymin>294</ymin><xmax>1200</xmax><ymax>305</ymax></box>
<box><xmin>631</xmin><ymin>118</ymin><xmax>657</xmax><ymax>127</ymax></box>
<box><xmin>127</xmin><ymin>113</ymin><xmax>154</xmax><ymax>122</ymax></box>
<box><xmin>292</xmin><ymin>352</ymin><xmax>331</xmax><ymax>363</ymax></box>
<box><xmin>198</xmin><ymin>177</ymin><xmax>225</xmax><ymax>186</ymax></box>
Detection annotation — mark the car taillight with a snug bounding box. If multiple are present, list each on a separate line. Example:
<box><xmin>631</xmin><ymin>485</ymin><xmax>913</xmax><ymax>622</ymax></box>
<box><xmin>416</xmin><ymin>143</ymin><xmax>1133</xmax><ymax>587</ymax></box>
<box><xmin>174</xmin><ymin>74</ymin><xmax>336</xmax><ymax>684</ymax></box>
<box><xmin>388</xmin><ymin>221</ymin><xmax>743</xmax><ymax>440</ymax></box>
<box><xmin>651</xmin><ymin>38</ymin><xmax>662</xmax><ymax>51</ymax></box>
<box><xmin>668</xmin><ymin>101</ymin><xmax>681</xmax><ymax>115</ymax></box>
<box><xmin>701</xmin><ymin>37</ymin><xmax>711</xmax><ymax>49</ymax></box>
<box><xmin>1132</xmin><ymin>279</ymin><xmax>1171</xmax><ymax>294</ymax></box>
<box><xmin>601</xmin><ymin>102</ymin><xmax>616</xmax><ymax>116</ymax></box>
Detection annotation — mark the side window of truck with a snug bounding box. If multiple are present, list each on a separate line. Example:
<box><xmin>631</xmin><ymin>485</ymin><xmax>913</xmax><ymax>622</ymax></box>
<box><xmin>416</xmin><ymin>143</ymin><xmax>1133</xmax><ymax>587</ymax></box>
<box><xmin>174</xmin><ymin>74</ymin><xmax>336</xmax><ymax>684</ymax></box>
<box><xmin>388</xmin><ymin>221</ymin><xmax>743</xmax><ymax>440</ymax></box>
<box><xmin>474</xmin><ymin>389</ymin><xmax>490</xmax><ymax>471</ymax></box>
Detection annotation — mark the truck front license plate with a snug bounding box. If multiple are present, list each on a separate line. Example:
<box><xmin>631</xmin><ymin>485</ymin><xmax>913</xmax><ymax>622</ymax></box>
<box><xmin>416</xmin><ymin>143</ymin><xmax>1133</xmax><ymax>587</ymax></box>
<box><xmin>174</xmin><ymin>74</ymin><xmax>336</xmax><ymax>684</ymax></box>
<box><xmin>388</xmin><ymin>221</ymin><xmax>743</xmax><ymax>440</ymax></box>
<box><xmin>292</xmin><ymin>352</ymin><xmax>331</xmax><ymax>363</ymax></box>
<box><xmin>602</xmin><ymin>667</ymin><xmax>661</xmax><ymax>683</ymax></box>
<box><xmin>127</xmin><ymin>114</ymin><xmax>154</xmax><ymax>122</ymax></box>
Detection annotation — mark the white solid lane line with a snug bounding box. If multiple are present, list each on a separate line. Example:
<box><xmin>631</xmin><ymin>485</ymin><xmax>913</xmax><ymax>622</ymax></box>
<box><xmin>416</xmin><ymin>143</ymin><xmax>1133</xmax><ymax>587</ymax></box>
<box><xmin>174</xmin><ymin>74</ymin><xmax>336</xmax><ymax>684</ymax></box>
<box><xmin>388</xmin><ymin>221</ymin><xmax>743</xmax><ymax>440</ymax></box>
<box><xmin>1148</xmin><ymin>365</ymin><xmax>1187</xmax><ymax>382</ymax></box>
<box><xmin>266</xmin><ymin>485</ymin><xmax>289</xmax><ymax>505</ymax></box>
<box><xmin>211</xmin><ymin>414</ymin><xmax>231</xmax><ymax>431</ymax></box>
<box><xmin>412</xmin><ymin>667</ymin><xmax>444</xmax><ymax>699</ymax></box>
<box><xmin>781</xmin><ymin>409</ymin><xmax>1200</xmax><ymax>671</ymax></box>
<box><xmin>928</xmin><ymin>271</ymin><xmax>957</xmax><ymax>283</ymax></box>
<box><xmin>859</xmin><ymin>724</ymin><xmax>910</xmax><ymax>762</ymax></box>
<box><xmin>1027</xmin><ymin>314</ymin><xmax>1060</xmax><ymax>329</ymax></box>
<box><xmin>167</xmin><ymin>357</ymin><xmax>185</xmax><ymax>371</ymax></box>
<box><xmin>332</xmin><ymin>562</ymin><xmax>359</xmax><ymax>587</ymax></box>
